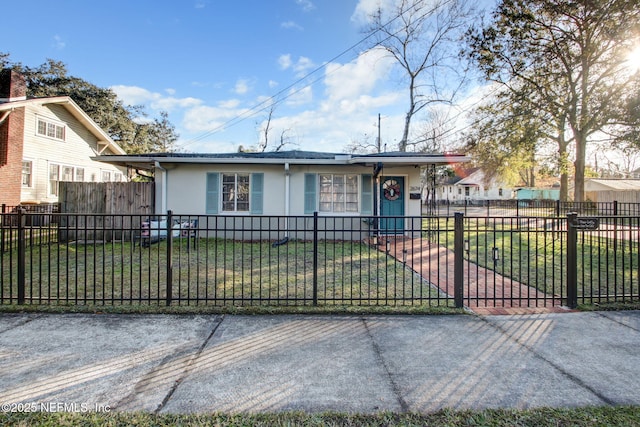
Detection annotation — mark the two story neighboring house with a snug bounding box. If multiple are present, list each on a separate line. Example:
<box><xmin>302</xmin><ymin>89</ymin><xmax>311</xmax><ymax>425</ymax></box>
<box><xmin>0</xmin><ymin>69</ymin><xmax>126</xmax><ymax>208</ymax></box>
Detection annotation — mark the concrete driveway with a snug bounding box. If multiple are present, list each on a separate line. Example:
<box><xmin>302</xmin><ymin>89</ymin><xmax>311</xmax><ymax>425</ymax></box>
<box><xmin>0</xmin><ymin>311</ymin><xmax>638</xmax><ymax>414</ymax></box>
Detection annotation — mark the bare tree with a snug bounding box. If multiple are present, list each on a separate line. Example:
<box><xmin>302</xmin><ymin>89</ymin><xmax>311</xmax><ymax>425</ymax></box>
<box><xmin>363</xmin><ymin>0</ymin><xmax>473</xmax><ymax>151</ymax></box>
<box><xmin>254</xmin><ymin>103</ymin><xmax>297</xmax><ymax>152</ymax></box>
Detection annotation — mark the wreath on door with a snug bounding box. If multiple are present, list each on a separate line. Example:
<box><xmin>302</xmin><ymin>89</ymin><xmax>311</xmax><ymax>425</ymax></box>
<box><xmin>383</xmin><ymin>179</ymin><xmax>401</xmax><ymax>201</ymax></box>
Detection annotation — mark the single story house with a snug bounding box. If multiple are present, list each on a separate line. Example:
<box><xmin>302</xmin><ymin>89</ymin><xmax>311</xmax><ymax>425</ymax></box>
<box><xmin>585</xmin><ymin>179</ymin><xmax>640</xmax><ymax>204</ymax></box>
<box><xmin>437</xmin><ymin>168</ymin><xmax>514</xmax><ymax>203</ymax></box>
<box><xmin>0</xmin><ymin>69</ymin><xmax>127</xmax><ymax>208</ymax></box>
<box><xmin>96</xmin><ymin>150</ymin><xmax>469</xmax><ymax>239</ymax></box>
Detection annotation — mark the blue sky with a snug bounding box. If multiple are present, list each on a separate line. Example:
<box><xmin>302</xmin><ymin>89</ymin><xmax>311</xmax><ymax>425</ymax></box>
<box><xmin>4</xmin><ymin>0</ymin><xmax>484</xmax><ymax>154</ymax></box>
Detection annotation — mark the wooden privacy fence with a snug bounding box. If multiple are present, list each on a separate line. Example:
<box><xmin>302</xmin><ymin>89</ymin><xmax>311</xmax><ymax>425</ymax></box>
<box><xmin>58</xmin><ymin>182</ymin><xmax>154</xmax><ymax>242</ymax></box>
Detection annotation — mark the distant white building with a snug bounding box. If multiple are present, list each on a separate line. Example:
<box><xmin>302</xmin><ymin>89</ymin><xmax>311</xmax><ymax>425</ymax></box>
<box><xmin>437</xmin><ymin>168</ymin><xmax>515</xmax><ymax>203</ymax></box>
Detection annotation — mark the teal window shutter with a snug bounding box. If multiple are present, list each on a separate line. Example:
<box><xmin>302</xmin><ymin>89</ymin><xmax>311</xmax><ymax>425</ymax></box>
<box><xmin>206</xmin><ymin>172</ymin><xmax>219</xmax><ymax>214</ymax></box>
<box><xmin>304</xmin><ymin>173</ymin><xmax>317</xmax><ymax>214</ymax></box>
<box><xmin>250</xmin><ymin>173</ymin><xmax>264</xmax><ymax>214</ymax></box>
<box><xmin>361</xmin><ymin>174</ymin><xmax>373</xmax><ymax>215</ymax></box>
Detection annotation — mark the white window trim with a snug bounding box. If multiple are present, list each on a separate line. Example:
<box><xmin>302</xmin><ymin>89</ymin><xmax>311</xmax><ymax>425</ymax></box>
<box><xmin>221</xmin><ymin>173</ymin><xmax>251</xmax><ymax>213</ymax></box>
<box><xmin>36</xmin><ymin>115</ymin><xmax>66</xmax><ymax>142</ymax></box>
<box><xmin>22</xmin><ymin>160</ymin><xmax>33</xmax><ymax>188</ymax></box>
<box><xmin>318</xmin><ymin>173</ymin><xmax>360</xmax><ymax>215</ymax></box>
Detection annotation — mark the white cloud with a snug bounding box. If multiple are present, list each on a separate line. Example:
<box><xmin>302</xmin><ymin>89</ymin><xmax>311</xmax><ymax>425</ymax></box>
<box><xmin>296</xmin><ymin>0</ymin><xmax>315</xmax><ymax>12</ymax></box>
<box><xmin>110</xmin><ymin>85</ymin><xmax>202</xmax><ymax>112</ymax></box>
<box><xmin>165</xmin><ymin>88</ymin><xmax>176</xmax><ymax>96</ymax></box>
<box><xmin>234</xmin><ymin>79</ymin><xmax>252</xmax><ymax>95</ymax></box>
<box><xmin>281</xmin><ymin>21</ymin><xmax>303</xmax><ymax>31</ymax></box>
<box><xmin>285</xmin><ymin>86</ymin><xmax>313</xmax><ymax>107</ymax></box>
<box><xmin>279</xmin><ymin>54</ymin><xmax>316</xmax><ymax>77</ymax></box>
<box><xmin>182</xmin><ymin>105</ymin><xmax>249</xmax><ymax>133</ymax></box>
<box><xmin>351</xmin><ymin>0</ymin><xmax>396</xmax><ymax>24</ymax></box>
<box><xmin>324</xmin><ymin>47</ymin><xmax>394</xmax><ymax>101</ymax></box>
<box><xmin>278</xmin><ymin>54</ymin><xmax>293</xmax><ymax>70</ymax></box>
<box><xmin>52</xmin><ymin>35</ymin><xmax>66</xmax><ymax>50</ymax></box>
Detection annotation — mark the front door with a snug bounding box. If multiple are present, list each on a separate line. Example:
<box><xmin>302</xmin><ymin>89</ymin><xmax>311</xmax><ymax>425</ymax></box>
<box><xmin>380</xmin><ymin>176</ymin><xmax>405</xmax><ymax>234</ymax></box>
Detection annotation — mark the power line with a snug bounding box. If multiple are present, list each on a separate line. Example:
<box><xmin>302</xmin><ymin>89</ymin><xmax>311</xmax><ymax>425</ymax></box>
<box><xmin>177</xmin><ymin>2</ymin><xmax>425</xmax><ymax>150</ymax></box>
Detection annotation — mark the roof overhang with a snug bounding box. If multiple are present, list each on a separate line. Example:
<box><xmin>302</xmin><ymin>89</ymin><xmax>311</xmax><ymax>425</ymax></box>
<box><xmin>94</xmin><ymin>151</ymin><xmax>471</xmax><ymax>170</ymax></box>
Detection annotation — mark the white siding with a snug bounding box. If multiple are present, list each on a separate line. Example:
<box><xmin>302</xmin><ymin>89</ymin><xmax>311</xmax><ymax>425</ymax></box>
<box><xmin>20</xmin><ymin>103</ymin><xmax>125</xmax><ymax>203</ymax></box>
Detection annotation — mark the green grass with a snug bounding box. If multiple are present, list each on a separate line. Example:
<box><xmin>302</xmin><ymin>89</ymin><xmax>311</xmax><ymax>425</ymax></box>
<box><xmin>1</xmin><ymin>238</ymin><xmax>451</xmax><ymax>308</ymax></box>
<box><xmin>424</xmin><ymin>217</ymin><xmax>640</xmax><ymax>305</ymax></box>
<box><xmin>2</xmin><ymin>406</ymin><xmax>640</xmax><ymax>426</ymax></box>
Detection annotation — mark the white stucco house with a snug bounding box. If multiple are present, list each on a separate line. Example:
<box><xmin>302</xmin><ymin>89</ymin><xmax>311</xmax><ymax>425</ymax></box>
<box><xmin>97</xmin><ymin>150</ymin><xmax>469</xmax><ymax>238</ymax></box>
<box><xmin>0</xmin><ymin>70</ymin><xmax>127</xmax><ymax>208</ymax></box>
<box><xmin>437</xmin><ymin>168</ymin><xmax>514</xmax><ymax>203</ymax></box>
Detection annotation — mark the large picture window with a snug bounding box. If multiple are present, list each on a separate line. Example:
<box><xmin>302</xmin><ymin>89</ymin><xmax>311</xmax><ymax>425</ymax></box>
<box><xmin>319</xmin><ymin>174</ymin><xmax>358</xmax><ymax>213</ymax></box>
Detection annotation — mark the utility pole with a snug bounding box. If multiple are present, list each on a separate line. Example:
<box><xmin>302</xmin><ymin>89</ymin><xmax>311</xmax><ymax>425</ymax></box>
<box><xmin>376</xmin><ymin>113</ymin><xmax>382</xmax><ymax>153</ymax></box>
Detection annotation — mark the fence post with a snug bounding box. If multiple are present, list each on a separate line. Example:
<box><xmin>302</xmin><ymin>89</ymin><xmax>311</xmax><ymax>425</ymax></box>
<box><xmin>166</xmin><ymin>210</ymin><xmax>173</xmax><ymax>306</ymax></box>
<box><xmin>1</xmin><ymin>204</ymin><xmax>5</xmax><ymax>254</ymax></box>
<box><xmin>454</xmin><ymin>212</ymin><xmax>464</xmax><ymax>309</ymax></box>
<box><xmin>17</xmin><ymin>209</ymin><xmax>26</xmax><ymax>305</ymax></box>
<box><xmin>312</xmin><ymin>211</ymin><xmax>318</xmax><ymax>306</ymax></box>
<box><xmin>555</xmin><ymin>200</ymin><xmax>561</xmax><ymax>217</ymax></box>
<box><xmin>566</xmin><ymin>212</ymin><xmax>578</xmax><ymax>309</ymax></box>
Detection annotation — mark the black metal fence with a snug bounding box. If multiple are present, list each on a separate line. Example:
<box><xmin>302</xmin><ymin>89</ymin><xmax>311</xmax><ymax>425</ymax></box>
<box><xmin>1</xmin><ymin>208</ymin><xmax>639</xmax><ymax>309</ymax></box>
<box><xmin>435</xmin><ymin>199</ymin><xmax>640</xmax><ymax>217</ymax></box>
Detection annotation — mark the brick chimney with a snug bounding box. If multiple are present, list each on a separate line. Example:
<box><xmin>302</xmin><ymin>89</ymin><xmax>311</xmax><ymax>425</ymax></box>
<box><xmin>0</xmin><ymin>69</ymin><xmax>26</xmax><ymax>206</ymax></box>
<box><xmin>0</xmin><ymin>69</ymin><xmax>27</xmax><ymax>103</ymax></box>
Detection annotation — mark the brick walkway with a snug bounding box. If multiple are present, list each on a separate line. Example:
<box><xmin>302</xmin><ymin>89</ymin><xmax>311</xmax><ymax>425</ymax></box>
<box><xmin>386</xmin><ymin>237</ymin><xmax>573</xmax><ymax>315</ymax></box>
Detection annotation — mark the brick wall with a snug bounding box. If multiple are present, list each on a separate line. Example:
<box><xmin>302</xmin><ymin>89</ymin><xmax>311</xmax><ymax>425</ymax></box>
<box><xmin>0</xmin><ymin>107</ymin><xmax>25</xmax><ymax>207</ymax></box>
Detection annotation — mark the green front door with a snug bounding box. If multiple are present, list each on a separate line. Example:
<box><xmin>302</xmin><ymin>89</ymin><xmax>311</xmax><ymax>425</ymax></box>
<box><xmin>380</xmin><ymin>176</ymin><xmax>405</xmax><ymax>234</ymax></box>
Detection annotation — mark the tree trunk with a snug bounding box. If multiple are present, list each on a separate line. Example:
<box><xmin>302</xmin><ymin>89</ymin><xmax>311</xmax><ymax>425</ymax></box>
<box><xmin>573</xmin><ymin>133</ymin><xmax>587</xmax><ymax>202</ymax></box>
<box><xmin>558</xmin><ymin>133</ymin><xmax>570</xmax><ymax>202</ymax></box>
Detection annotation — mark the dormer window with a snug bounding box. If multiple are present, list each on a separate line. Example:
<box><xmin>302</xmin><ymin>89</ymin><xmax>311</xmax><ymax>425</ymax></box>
<box><xmin>37</xmin><ymin>117</ymin><xmax>66</xmax><ymax>141</ymax></box>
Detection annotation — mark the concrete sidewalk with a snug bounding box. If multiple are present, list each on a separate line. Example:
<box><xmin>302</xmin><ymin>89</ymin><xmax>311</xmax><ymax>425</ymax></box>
<box><xmin>0</xmin><ymin>311</ymin><xmax>639</xmax><ymax>414</ymax></box>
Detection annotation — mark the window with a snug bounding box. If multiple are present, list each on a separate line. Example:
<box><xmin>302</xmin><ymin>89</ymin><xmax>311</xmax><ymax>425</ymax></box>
<box><xmin>114</xmin><ymin>173</ymin><xmax>124</xmax><ymax>182</ymax></box>
<box><xmin>37</xmin><ymin>118</ymin><xmax>65</xmax><ymax>141</ymax></box>
<box><xmin>62</xmin><ymin>166</ymin><xmax>74</xmax><ymax>182</ymax></box>
<box><xmin>206</xmin><ymin>172</ymin><xmax>263</xmax><ymax>214</ymax></box>
<box><xmin>22</xmin><ymin>161</ymin><xmax>32</xmax><ymax>187</ymax></box>
<box><xmin>458</xmin><ymin>188</ymin><xmax>461</xmax><ymax>195</ymax></box>
<box><xmin>465</xmin><ymin>187</ymin><xmax>470</xmax><ymax>197</ymax></box>
<box><xmin>499</xmin><ymin>188</ymin><xmax>503</xmax><ymax>196</ymax></box>
<box><xmin>319</xmin><ymin>174</ymin><xmax>358</xmax><ymax>213</ymax></box>
<box><xmin>49</xmin><ymin>164</ymin><xmax>59</xmax><ymax>196</ymax></box>
<box><xmin>49</xmin><ymin>164</ymin><xmax>86</xmax><ymax>195</ymax></box>
<box><xmin>222</xmin><ymin>173</ymin><xmax>250</xmax><ymax>211</ymax></box>
<box><xmin>101</xmin><ymin>171</ymin><xmax>112</xmax><ymax>182</ymax></box>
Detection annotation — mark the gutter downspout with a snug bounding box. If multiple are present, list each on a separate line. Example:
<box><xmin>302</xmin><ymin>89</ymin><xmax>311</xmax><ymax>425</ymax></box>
<box><xmin>273</xmin><ymin>162</ymin><xmax>291</xmax><ymax>247</ymax></box>
<box><xmin>154</xmin><ymin>161</ymin><xmax>167</xmax><ymax>215</ymax></box>
<box><xmin>372</xmin><ymin>162</ymin><xmax>383</xmax><ymax>241</ymax></box>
